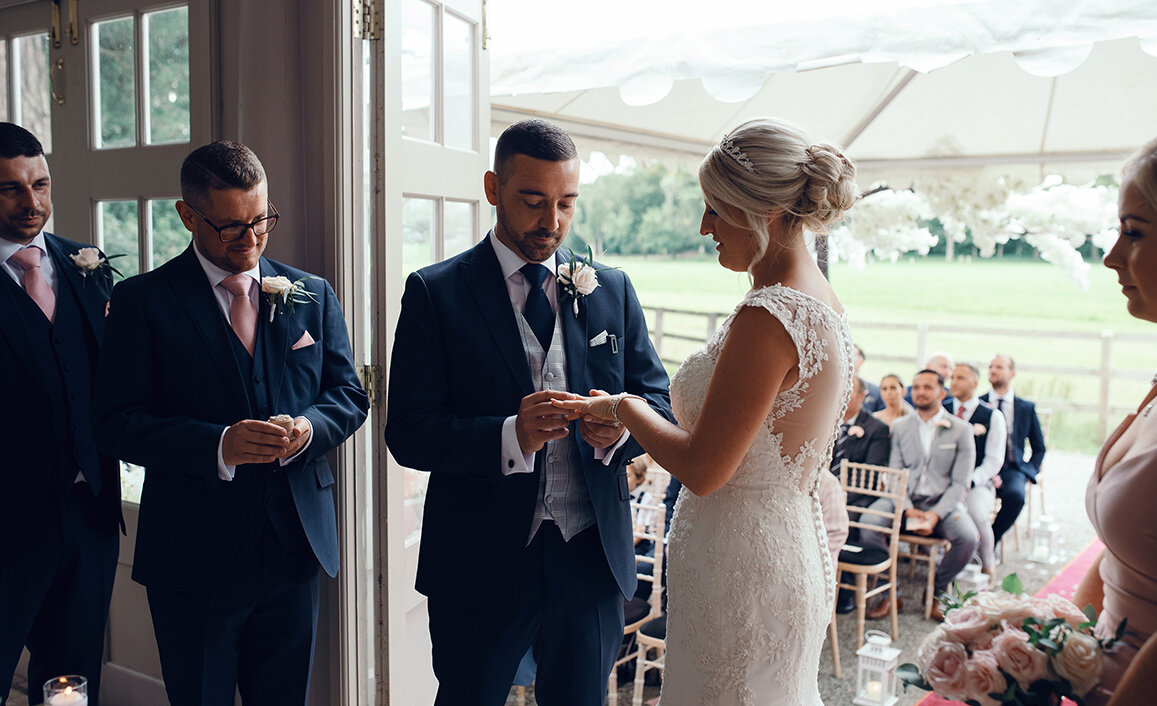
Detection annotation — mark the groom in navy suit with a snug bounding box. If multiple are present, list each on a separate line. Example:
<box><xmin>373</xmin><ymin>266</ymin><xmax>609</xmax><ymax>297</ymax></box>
<box><xmin>93</xmin><ymin>140</ymin><xmax>368</xmax><ymax>705</ymax></box>
<box><xmin>0</xmin><ymin>123</ymin><xmax>122</xmax><ymax>705</ymax></box>
<box><xmin>385</xmin><ymin>120</ymin><xmax>672</xmax><ymax>705</ymax></box>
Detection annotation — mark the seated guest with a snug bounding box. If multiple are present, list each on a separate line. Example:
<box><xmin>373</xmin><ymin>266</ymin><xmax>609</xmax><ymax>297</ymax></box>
<box><xmin>981</xmin><ymin>354</ymin><xmax>1046</xmax><ymax>551</ymax></box>
<box><xmin>817</xmin><ymin>469</ymin><xmax>849</xmax><ymax>568</ymax></box>
<box><xmin>854</xmin><ymin>344</ymin><xmax>885</xmax><ymax>413</ymax></box>
<box><xmin>947</xmin><ymin>362</ymin><xmax>1006</xmax><ymax>580</ymax></box>
<box><xmin>874</xmin><ymin>374</ymin><xmax>914</xmax><ymax>428</ymax></box>
<box><xmin>831</xmin><ymin>376</ymin><xmax>891</xmax><ymax>507</ymax></box>
<box><xmin>629</xmin><ymin>455</ymin><xmax>658</xmax><ymax>557</ymax></box>
<box><xmin>905</xmin><ymin>351</ymin><xmax>955</xmax><ymax>408</ymax></box>
<box><xmin>863</xmin><ymin>369</ymin><xmax>978</xmax><ymax>621</ymax></box>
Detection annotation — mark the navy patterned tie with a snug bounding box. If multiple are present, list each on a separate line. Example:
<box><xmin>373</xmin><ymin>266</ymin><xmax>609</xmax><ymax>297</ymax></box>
<box><xmin>520</xmin><ymin>263</ymin><xmax>554</xmax><ymax>350</ymax></box>
<box><xmin>830</xmin><ymin>422</ymin><xmax>851</xmax><ymax>473</ymax></box>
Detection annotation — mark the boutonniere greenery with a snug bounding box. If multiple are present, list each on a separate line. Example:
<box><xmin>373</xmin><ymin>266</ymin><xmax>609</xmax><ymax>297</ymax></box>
<box><xmin>557</xmin><ymin>245</ymin><xmax>616</xmax><ymax>317</ymax></box>
<box><xmin>69</xmin><ymin>247</ymin><xmax>126</xmax><ymax>283</ymax></box>
<box><xmin>261</xmin><ymin>275</ymin><xmax>321</xmax><ymax>323</ymax></box>
<box><xmin>937</xmin><ymin>418</ymin><xmax>953</xmax><ymax>429</ymax></box>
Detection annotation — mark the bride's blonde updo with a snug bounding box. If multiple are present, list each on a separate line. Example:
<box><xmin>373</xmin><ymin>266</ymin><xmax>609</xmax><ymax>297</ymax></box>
<box><xmin>699</xmin><ymin>118</ymin><xmax>858</xmax><ymax>270</ymax></box>
<box><xmin>1122</xmin><ymin>136</ymin><xmax>1157</xmax><ymax>212</ymax></box>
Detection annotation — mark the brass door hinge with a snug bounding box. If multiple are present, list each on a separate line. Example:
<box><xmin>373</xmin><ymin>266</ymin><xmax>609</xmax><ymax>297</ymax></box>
<box><xmin>358</xmin><ymin>364</ymin><xmax>383</xmax><ymax>406</ymax></box>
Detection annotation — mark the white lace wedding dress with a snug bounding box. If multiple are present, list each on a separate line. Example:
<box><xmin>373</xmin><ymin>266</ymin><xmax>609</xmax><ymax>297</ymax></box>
<box><xmin>660</xmin><ymin>285</ymin><xmax>853</xmax><ymax>706</ymax></box>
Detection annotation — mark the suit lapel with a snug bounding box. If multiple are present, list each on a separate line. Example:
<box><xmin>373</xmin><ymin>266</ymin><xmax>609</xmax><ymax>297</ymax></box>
<box><xmin>0</xmin><ymin>271</ymin><xmax>50</xmax><ymax>390</ymax></box>
<box><xmin>44</xmin><ymin>235</ymin><xmax>105</xmax><ymax>339</ymax></box>
<box><xmin>557</xmin><ymin>248</ymin><xmax>589</xmax><ymax>396</ymax></box>
<box><xmin>166</xmin><ymin>247</ymin><xmax>252</xmax><ymax>414</ymax></box>
<box><xmin>258</xmin><ymin>260</ymin><xmax>290</xmax><ymax>411</ymax></box>
<box><xmin>460</xmin><ymin>240</ymin><xmax>534</xmax><ymax>395</ymax></box>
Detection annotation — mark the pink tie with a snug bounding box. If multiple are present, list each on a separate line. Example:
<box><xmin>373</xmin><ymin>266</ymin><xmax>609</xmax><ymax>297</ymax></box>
<box><xmin>220</xmin><ymin>274</ymin><xmax>256</xmax><ymax>356</ymax></box>
<box><xmin>956</xmin><ymin>404</ymin><xmax>966</xmax><ymax>419</ymax></box>
<box><xmin>10</xmin><ymin>246</ymin><xmax>56</xmax><ymax>322</ymax></box>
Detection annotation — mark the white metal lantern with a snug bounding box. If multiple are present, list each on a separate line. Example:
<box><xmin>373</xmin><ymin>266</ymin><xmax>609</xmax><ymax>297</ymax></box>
<box><xmin>853</xmin><ymin>630</ymin><xmax>901</xmax><ymax>706</ymax></box>
<box><xmin>1030</xmin><ymin>515</ymin><xmax>1060</xmax><ymax>564</ymax></box>
<box><xmin>955</xmin><ymin>562</ymin><xmax>989</xmax><ymax>596</ymax></box>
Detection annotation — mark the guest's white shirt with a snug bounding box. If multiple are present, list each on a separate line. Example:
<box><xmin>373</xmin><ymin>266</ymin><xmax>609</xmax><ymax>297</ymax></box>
<box><xmin>916</xmin><ymin>407</ymin><xmax>949</xmax><ymax>457</ymax></box>
<box><xmin>0</xmin><ymin>232</ymin><xmax>58</xmax><ymax>294</ymax></box>
<box><xmin>192</xmin><ymin>242</ymin><xmax>311</xmax><ymax>480</ymax></box>
<box><xmin>955</xmin><ymin>395</ymin><xmax>1007</xmax><ymax>487</ymax></box>
<box><xmin>989</xmin><ymin>388</ymin><xmax>1016</xmax><ymax>435</ymax></box>
<box><xmin>489</xmin><ymin>231</ymin><xmax>629</xmax><ymax>477</ymax></box>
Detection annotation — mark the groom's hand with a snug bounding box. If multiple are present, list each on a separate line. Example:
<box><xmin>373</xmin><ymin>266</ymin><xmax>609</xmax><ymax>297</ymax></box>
<box><xmin>516</xmin><ymin>390</ymin><xmax>572</xmax><ymax>454</ymax></box>
<box><xmin>578</xmin><ymin>389</ymin><xmax>627</xmax><ymax>449</ymax></box>
<box><xmin>223</xmin><ymin>419</ymin><xmax>290</xmax><ymax>465</ymax></box>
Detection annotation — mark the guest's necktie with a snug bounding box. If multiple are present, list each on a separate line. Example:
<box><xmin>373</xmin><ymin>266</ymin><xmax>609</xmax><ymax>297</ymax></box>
<box><xmin>956</xmin><ymin>403</ymin><xmax>966</xmax><ymax>419</ymax></box>
<box><xmin>220</xmin><ymin>274</ymin><xmax>257</xmax><ymax>356</ymax></box>
<box><xmin>830</xmin><ymin>422</ymin><xmax>851</xmax><ymax>472</ymax></box>
<box><xmin>520</xmin><ymin>263</ymin><xmax>554</xmax><ymax>350</ymax></box>
<box><xmin>997</xmin><ymin>398</ymin><xmax>1015</xmax><ymax>465</ymax></box>
<box><xmin>9</xmin><ymin>246</ymin><xmax>56</xmax><ymax>322</ymax></box>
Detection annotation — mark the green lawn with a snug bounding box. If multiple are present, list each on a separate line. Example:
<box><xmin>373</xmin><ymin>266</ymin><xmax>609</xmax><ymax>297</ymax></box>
<box><xmin>602</xmin><ymin>255</ymin><xmax>1156</xmax><ymax>453</ymax></box>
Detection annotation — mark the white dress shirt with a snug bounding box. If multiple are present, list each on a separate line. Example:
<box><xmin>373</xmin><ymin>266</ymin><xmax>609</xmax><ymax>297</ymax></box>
<box><xmin>956</xmin><ymin>395</ymin><xmax>1007</xmax><ymax>486</ymax></box>
<box><xmin>916</xmin><ymin>407</ymin><xmax>949</xmax><ymax>458</ymax></box>
<box><xmin>989</xmin><ymin>389</ymin><xmax>1015</xmax><ymax>437</ymax></box>
<box><xmin>489</xmin><ymin>231</ymin><xmax>630</xmax><ymax>477</ymax></box>
<box><xmin>0</xmin><ymin>232</ymin><xmax>58</xmax><ymax>294</ymax></box>
<box><xmin>192</xmin><ymin>242</ymin><xmax>311</xmax><ymax>480</ymax></box>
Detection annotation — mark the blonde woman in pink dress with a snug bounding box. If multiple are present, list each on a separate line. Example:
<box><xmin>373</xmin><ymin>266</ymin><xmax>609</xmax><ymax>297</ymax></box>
<box><xmin>1074</xmin><ymin>137</ymin><xmax>1157</xmax><ymax>706</ymax></box>
<box><xmin>555</xmin><ymin>118</ymin><xmax>857</xmax><ymax>705</ymax></box>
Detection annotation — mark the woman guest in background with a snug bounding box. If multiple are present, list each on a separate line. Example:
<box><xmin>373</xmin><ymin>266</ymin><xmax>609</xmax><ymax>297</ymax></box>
<box><xmin>1073</xmin><ymin>137</ymin><xmax>1157</xmax><ymax>706</ymax></box>
<box><xmin>873</xmin><ymin>373</ymin><xmax>913</xmax><ymax>428</ymax></box>
<box><xmin>556</xmin><ymin>118</ymin><xmax>857</xmax><ymax>705</ymax></box>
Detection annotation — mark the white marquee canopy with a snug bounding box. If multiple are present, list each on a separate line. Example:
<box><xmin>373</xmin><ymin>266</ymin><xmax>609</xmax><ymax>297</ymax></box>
<box><xmin>488</xmin><ymin>0</ymin><xmax>1157</xmax><ymax>185</ymax></box>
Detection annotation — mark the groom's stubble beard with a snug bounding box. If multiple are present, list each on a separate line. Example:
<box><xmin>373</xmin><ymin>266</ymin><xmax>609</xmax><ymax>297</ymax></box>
<box><xmin>495</xmin><ymin>198</ymin><xmax>565</xmax><ymax>264</ymax></box>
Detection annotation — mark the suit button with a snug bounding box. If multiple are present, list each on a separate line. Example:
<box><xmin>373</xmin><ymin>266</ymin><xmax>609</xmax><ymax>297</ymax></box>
<box><xmin>547</xmin><ymin>456</ymin><xmax>556</xmax><ymax>464</ymax></box>
<box><xmin>546</xmin><ymin>372</ymin><xmax>555</xmax><ymax>381</ymax></box>
<box><xmin>507</xmin><ymin>459</ymin><xmax>515</xmax><ymax>469</ymax></box>
<box><xmin>254</xmin><ymin>375</ymin><xmax>263</xmax><ymax>384</ymax></box>
<box><xmin>545</xmin><ymin>494</ymin><xmax>554</xmax><ymax>504</ymax></box>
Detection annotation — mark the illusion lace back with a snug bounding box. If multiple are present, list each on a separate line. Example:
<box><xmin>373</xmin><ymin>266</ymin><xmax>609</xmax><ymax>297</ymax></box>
<box><xmin>660</xmin><ymin>285</ymin><xmax>853</xmax><ymax>706</ymax></box>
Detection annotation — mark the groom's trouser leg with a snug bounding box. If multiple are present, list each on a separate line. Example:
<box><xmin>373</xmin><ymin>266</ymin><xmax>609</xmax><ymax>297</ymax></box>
<box><xmin>533</xmin><ymin>523</ymin><xmax>623</xmax><ymax>706</ymax></box>
<box><xmin>0</xmin><ymin>484</ymin><xmax>117</xmax><ymax>706</ymax></box>
<box><xmin>147</xmin><ymin>524</ymin><xmax>320</xmax><ymax>706</ymax></box>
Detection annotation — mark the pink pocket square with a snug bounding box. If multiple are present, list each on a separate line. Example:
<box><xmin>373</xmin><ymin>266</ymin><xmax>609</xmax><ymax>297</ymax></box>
<box><xmin>291</xmin><ymin>331</ymin><xmax>316</xmax><ymax>350</ymax></box>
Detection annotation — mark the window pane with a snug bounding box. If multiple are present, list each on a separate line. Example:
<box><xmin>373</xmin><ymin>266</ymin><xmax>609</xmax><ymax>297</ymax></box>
<box><xmin>98</xmin><ymin>200</ymin><xmax>140</xmax><ymax>278</ymax></box>
<box><xmin>402</xmin><ymin>196</ymin><xmax>436</xmax><ymax>274</ymax></box>
<box><xmin>401</xmin><ymin>0</ymin><xmax>435</xmax><ymax>141</ymax></box>
<box><xmin>444</xmin><ymin>200</ymin><xmax>474</xmax><ymax>259</ymax></box>
<box><xmin>94</xmin><ymin>16</ymin><xmax>137</xmax><ymax>149</ymax></box>
<box><xmin>14</xmin><ymin>33</ymin><xmax>51</xmax><ymax>152</ymax></box>
<box><xmin>144</xmin><ymin>6</ymin><xmax>190</xmax><ymax>145</ymax></box>
<box><xmin>443</xmin><ymin>13</ymin><xmax>475</xmax><ymax>150</ymax></box>
<box><xmin>0</xmin><ymin>41</ymin><xmax>8</xmax><ymax>122</ymax></box>
<box><xmin>149</xmin><ymin>198</ymin><xmax>186</xmax><ymax>269</ymax></box>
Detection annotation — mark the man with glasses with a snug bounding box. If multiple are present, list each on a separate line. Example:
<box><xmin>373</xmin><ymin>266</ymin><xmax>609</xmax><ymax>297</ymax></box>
<box><xmin>93</xmin><ymin>140</ymin><xmax>368</xmax><ymax>705</ymax></box>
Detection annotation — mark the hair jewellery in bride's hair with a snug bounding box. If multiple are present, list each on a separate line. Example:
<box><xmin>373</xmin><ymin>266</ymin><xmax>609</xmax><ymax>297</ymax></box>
<box><xmin>719</xmin><ymin>135</ymin><xmax>755</xmax><ymax>173</ymax></box>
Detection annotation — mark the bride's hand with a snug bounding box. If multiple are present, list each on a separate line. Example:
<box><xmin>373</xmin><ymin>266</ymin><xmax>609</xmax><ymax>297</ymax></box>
<box><xmin>552</xmin><ymin>391</ymin><xmax>618</xmax><ymax>423</ymax></box>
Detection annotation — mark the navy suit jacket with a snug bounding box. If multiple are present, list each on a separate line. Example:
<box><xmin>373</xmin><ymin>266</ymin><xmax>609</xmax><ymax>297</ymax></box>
<box><xmin>0</xmin><ymin>233</ymin><xmax>122</xmax><ymax>557</ymax></box>
<box><xmin>93</xmin><ymin>246</ymin><xmax>368</xmax><ymax>590</ymax></box>
<box><xmin>980</xmin><ymin>392</ymin><xmax>1046</xmax><ymax>481</ymax></box>
<box><xmin>385</xmin><ymin>238</ymin><xmax>673</xmax><ymax>599</ymax></box>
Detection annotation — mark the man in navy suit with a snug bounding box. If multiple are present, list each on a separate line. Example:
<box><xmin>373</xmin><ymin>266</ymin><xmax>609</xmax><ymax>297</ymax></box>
<box><xmin>93</xmin><ymin>141</ymin><xmax>368</xmax><ymax>705</ymax></box>
<box><xmin>385</xmin><ymin>120</ymin><xmax>672</xmax><ymax>705</ymax></box>
<box><xmin>0</xmin><ymin>123</ymin><xmax>122</xmax><ymax>706</ymax></box>
<box><xmin>982</xmin><ymin>353</ymin><xmax>1046</xmax><ymax>550</ymax></box>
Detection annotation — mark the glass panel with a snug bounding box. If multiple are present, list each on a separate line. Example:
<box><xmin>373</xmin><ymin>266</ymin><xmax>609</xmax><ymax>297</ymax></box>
<box><xmin>401</xmin><ymin>0</ymin><xmax>435</xmax><ymax>141</ymax></box>
<box><xmin>402</xmin><ymin>196</ymin><xmax>436</xmax><ymax>274</ymax></box>
<box><xmin>121</xmin><ymin>461</ymin><xmax>144</xmax><ymax>504</ymax></box>
<box><xmin>98</xmin><ymin>200</ymin><xmax>140</xmax><ymax>278</ymax></box>
<box><xmin>443</xmin><ymin>12</ymin><xmax>475</xmax><ymax>150</ymax></box>
<box><xmin>94</xmin><ymin>16</ymin><xmax>137</xmax><ymax>149</ymax></box>
<box><xmin>0</xmin><ymin>41</ymin><xmax>8</xmax><ymax>122</ymax></box>
<box><xmin>444</xmin><ymin>200</ymin><xmax>474</xmax><ymax>260</ymax></box>
<box><xmin>144</xmin><ymin>6</ymin><xmax>190</xmax><ymax>145</ymax></box>
<box><xmin>14</xmin><ymin>33</ymin><xmax>51</xmax><ymax>152</ymax></box>
<box><xmin>149</xmin><ymin>198</ymin><xmax>186</xmax><ymax>269</ymax></box>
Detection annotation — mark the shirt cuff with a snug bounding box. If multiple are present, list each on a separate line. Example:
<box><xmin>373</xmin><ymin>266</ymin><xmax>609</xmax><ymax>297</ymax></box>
<box><xmin>593</xmin><ymin>429</ymin><xmax>632</xmax><ymax>466</ymax></box>
<box><xmin>279</xmin><ymin>416</ymin><xmax>314</xmax><ymax>466</ymax></box>
<box><xmin>501</xmin><ymin>415</ymin><xmax>535</xmax><ymax>476</ymax></box>
<box><xmin>217</xmin><ymin>428</ymin><xmax>236</xmax><ymax>481</ymax></box>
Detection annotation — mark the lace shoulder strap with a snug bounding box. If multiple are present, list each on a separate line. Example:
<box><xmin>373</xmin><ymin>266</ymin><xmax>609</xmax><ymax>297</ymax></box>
<box><xmin>737</xmin><ymin>285</ymin><xmax>837</xmax><ymax>383</ymax></box>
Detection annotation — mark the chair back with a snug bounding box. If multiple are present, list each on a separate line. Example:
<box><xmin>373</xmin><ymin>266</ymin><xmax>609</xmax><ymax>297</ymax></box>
<box><xmin>1037</xmin><ymin>407</ymin><xmax>1052</xmax><ymax>445</ymax></box>
<box><xmin>631</xmin><ymin>487</ymin><xmax>667</xmax><ymax>623</ymax></box>
<box><xmin>839</xmin><ymin>460</ymin><xmax>908</xmax><ymax>554</ymax></box>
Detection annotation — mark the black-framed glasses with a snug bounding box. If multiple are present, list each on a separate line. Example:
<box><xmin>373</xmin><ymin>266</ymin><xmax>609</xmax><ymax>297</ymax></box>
<box><xmin>187</xmin><ymin>201</ymin><xmax>279</xmax><ymax>243</ymax></box>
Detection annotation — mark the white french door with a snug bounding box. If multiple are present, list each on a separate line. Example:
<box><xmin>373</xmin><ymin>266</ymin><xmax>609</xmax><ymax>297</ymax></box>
<box><xmin>355</xmin><ymin>0</ymin><xmax>490</xmax><ymax>701</ymax></box>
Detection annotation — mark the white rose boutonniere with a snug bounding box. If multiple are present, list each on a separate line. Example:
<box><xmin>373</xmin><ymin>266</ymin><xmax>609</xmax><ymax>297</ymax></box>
<box><xmin>557</xmin><ymin>245</ymin><xmax>617</xmax><ymax>317</ymax></box>
<box><xmin>69</xmin><ymin>247</ymin><xmax>125</xmax><ymax>284</ymax></box>
<box><xmin>261</xmin><ymin>275</ymin><xmax>321</xmax><ymax>323</ymax></box>
<box><xmin>937</xmin><ymin>418</ymin><xmax>952</xmax><ymax>429</ymax></box>
<box><xmin>847</xmin><ymin>425</ymin><xmax>865</xmax><ymax>438</ymax></box>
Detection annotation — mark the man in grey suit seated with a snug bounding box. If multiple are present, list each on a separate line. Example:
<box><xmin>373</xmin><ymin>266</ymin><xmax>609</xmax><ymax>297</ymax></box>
<box><xmin>863</xmin><ymin>369</ymin><xmax>978</xmax><ymax>622</ymax></box>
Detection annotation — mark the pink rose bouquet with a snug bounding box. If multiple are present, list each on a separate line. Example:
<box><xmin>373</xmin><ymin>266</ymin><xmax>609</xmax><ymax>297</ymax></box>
<box><xmin>898</xmin><ymin>574</ymin><xmax>1124</xmax><ymax>705</ymax></box>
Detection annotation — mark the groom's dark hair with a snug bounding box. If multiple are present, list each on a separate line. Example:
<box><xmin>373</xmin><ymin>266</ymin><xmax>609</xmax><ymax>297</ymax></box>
<box><xmin>0</xmin><ymin>122</ymin><xmax>44</xmax><ymax>159</ymax></box>
<box><xmin>493</xmin><ymin>119</ymin><xmax>577</xmax><ymax>183</ymax></box>
<box><xmin>180</xmin><ymin>139</ymin><xmax>267</xmax><ymax>210</ymax></box>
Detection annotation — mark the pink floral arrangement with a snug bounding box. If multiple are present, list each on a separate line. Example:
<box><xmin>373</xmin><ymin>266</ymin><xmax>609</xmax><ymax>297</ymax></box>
<box><xmin>898</xmin><ymin>575</ymin><xmax>1124</xmax><ymax>706</ymax></box>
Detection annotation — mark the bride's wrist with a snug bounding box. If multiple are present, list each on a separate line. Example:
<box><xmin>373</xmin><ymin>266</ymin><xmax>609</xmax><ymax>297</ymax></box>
<box><xmin>610</xmin><ymin>393</ymin><xmax>645</xmax><ymax>423</ymax></box>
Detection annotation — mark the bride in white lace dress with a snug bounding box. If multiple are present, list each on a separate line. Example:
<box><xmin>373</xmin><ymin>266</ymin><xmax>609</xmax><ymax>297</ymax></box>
<box><xmin>555</xmin><ymin>118</ymin><xmax>858</xmax><ymax>705</ymax></box>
